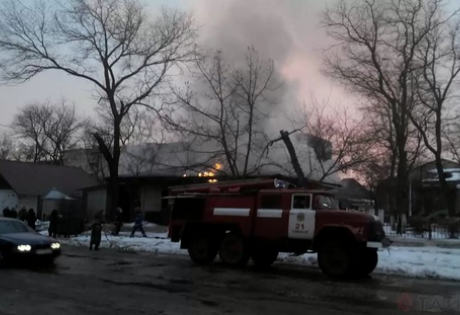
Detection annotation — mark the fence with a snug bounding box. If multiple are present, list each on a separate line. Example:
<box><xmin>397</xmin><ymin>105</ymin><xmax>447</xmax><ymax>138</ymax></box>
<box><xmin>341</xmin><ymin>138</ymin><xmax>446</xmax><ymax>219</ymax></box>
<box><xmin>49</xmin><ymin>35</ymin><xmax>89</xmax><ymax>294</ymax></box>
<box><xmin>383</xmin><ymin>223</ymin><xmax>459</xmax><ymax>239</ymax></box>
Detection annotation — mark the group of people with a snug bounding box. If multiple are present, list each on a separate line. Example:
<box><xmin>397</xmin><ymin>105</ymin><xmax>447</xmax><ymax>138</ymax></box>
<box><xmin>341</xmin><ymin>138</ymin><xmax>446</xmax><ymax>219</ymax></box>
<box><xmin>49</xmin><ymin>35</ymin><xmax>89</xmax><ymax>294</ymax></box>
<box><xmin>89</xmin><ymin>207</ymin><xmax>147</xmax><ymax>251</ymax></box>
<box><xmin>3</xmin><ymin>207</ymin><xmax>39</xmax><ymax>231</ymax></box>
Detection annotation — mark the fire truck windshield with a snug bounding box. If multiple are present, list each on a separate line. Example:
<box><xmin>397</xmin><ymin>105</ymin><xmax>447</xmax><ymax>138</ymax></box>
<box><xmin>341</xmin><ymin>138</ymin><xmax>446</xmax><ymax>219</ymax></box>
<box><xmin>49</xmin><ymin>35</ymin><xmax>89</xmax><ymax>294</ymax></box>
<box><xmin>312</xmin><ymin>194</ymin><xmax>338</xmax><ymax>210</ymax></box>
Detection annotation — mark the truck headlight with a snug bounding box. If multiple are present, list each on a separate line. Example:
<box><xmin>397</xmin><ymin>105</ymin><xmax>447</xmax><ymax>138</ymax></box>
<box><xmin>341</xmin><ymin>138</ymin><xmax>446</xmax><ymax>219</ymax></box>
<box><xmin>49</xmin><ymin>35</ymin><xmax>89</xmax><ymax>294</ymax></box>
<box><xmin>17</xmin><ymin>245</ymin><xmax>32</xmax><ymax>252</ymax></box>
<box><xmin>51</xmin><ymin>243</ymin><xmax>60</xmax><ymax>250</ymax></box>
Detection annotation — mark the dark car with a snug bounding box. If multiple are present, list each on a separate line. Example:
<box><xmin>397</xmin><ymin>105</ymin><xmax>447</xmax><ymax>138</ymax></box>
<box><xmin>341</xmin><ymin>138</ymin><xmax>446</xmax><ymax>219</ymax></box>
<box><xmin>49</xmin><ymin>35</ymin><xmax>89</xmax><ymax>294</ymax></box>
<box><xmin>0</xmin><ymin>217</ymin><xmax>61</xmax><ymax>265</ymax></box>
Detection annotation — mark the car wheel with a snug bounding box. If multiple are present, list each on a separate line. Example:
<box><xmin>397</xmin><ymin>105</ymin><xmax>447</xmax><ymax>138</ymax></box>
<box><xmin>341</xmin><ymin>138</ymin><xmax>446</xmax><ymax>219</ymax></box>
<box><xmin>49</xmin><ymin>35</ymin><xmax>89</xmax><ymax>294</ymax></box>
<box><xmin>353</xmin><ymin>248</ymin><xmax>378</xmax><ymax>277</ymax></box>
<box><xmin>188</xmin><ymin>235</ymin><xmax>218</xmax><ymax>265</ymax></box>
<box><xmin>219</xmin><ymin>233</ymin><xmax>250</xmax><ymax>267</ymax></box>
<box><xmin>318</xmin><ymin>238</ymin><xmax>354</xmax><ymax>278</ymax></box>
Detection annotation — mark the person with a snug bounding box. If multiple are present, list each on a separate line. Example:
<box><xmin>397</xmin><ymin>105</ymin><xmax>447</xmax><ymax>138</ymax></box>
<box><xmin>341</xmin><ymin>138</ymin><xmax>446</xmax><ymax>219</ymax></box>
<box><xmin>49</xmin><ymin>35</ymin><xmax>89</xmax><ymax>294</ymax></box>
<box><xmin>130</xmin><ymin>208</ymin><xmax>147</xmax><ymax>238</ymax></box>
<box><xmin>90</xmin><ymin>210</ymin><xmax>104</xmax><ymax>251</ymax></box>
<box><xmin>26</xmin><ymin>208</ymin><xmax>37</xmax><ymax>230</ymax></box>
<box><xmin>48</xmin><ymin>209</ymin><xmax>59</xmax><ymax>238</ymax></box>
<box><xmin>112</xmin><ymin>207</ymin><xmax>123</xmax><ymax>236</ymax></box>
<box><xmin>18</xmin><ymin>207</ymin><xmax>27</xmax><ymax>222</ymax></box>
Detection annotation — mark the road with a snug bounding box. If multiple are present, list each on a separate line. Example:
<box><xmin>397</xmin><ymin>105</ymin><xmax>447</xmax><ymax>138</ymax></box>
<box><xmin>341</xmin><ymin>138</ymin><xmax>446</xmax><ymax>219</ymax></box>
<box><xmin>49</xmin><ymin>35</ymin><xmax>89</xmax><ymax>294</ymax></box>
<box><xmin>1</xmin><ymin>246</ymin><xmax>460</xmax><ymax>315</ymax></box>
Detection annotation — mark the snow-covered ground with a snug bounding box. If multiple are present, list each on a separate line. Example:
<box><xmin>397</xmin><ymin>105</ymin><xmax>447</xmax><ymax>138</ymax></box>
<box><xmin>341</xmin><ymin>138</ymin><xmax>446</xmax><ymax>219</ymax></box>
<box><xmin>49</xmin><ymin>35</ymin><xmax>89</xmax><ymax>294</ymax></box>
<box><xmin>278</xmin><ymin>246</ymin><xmax>460</xmax><ymax>281</ymax></box>
<box><xmin>46</xmin><ymin>230</ymin><xmax>460</xmax><ymax>282</ymax></box>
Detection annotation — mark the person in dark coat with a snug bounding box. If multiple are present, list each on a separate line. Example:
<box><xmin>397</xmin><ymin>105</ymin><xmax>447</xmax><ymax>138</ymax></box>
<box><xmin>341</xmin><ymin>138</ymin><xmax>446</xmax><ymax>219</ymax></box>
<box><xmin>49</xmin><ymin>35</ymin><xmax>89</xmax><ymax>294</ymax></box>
<box><xmin>48</xmin><ymin>209</ymin><xmax>59</xmax><ymax>238</ymax></box>
<box><xmin>19</xmin><ymin>207</ymin><xmax>27</xmax><ymax>222</ymax></box>
<box><xmin>10</xmin><ymin>209</ymin><xmax>17</xmax><ymax>219</ymax></box>
<box><xmin>90</xmin><ymin>210</ymin><xmax>104</xmax><ymax>251</ymax></box>
<box><xmin>130</xmin><ymin>208</ymin><xmax>147</xmax><ymax>238</ymax></box>
<box><xmin>3</xmin><ymin>207</ymin><xmax>10</xmax><ymax>218</ymax></box>
<box><xmin>26</xmin><ymin>208</ymin><xmax>37</xmax><ymax>230</ymax></box>
<box><xmin>112</xmin><ymin>207</ymin><xmax>123</xmax><ymax>236</ymax></box>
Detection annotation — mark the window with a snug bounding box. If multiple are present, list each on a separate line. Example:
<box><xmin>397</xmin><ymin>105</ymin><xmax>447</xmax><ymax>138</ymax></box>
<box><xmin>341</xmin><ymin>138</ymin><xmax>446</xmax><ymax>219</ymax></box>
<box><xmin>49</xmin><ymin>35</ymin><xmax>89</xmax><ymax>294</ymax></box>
<box><xmin>292</xmin><ymin>195</ymin><xmax>311</xmax><ymax>209</ymax></box>
<box><xmin>260</xmin><ymin>195</ymin><xmax>282</xmax><ymax>209</ymax></box>
<box><xmin>0</xmin><ymin>220</ymin><xmax>30</xmax><ymax>235</ymax></box>
<box><xmin>312</xmin><ymin>194</ymin><xmax>338</xmax><ymax>210</ymax></box>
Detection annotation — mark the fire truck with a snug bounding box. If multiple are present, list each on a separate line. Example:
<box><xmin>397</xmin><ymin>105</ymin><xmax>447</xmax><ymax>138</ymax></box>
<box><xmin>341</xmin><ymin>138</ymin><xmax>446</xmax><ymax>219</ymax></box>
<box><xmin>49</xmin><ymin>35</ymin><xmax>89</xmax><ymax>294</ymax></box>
<box><xmin>166</xmin><ymin>178</ymin><xmax>390</xmax><ymax>278</ymax></box>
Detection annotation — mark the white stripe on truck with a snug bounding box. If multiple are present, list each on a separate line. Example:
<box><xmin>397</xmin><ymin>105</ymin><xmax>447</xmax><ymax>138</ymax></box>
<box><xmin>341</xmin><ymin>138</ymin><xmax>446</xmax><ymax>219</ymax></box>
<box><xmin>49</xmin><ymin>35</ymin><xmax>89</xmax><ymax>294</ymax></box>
<box><xmin>213</xmin><ymin>208</ymin><xmax>251</xmax><ymax>217</ymax></box>
<box><xmin>257</xmin><ymin>209</ymin><xmax>283</xmax><ymax>218</ymax></box>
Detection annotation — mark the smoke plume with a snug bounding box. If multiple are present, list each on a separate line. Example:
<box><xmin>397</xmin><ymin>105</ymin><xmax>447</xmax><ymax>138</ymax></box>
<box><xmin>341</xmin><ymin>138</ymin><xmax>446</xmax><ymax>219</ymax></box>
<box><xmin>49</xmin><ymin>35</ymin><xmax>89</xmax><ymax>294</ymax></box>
<box><xmin>191</xmin><ymin>0</ymin><xmax>343</xmax><ymax>137</ymax></box>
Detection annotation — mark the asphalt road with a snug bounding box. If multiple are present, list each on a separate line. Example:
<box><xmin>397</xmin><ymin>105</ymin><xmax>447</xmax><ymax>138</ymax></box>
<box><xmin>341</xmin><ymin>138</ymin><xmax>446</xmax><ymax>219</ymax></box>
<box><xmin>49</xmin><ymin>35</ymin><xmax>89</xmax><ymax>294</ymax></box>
<box><xmin>1</xmin><ymin>246</ymin><xmax>460</xmax><ymax>315</ymax></box>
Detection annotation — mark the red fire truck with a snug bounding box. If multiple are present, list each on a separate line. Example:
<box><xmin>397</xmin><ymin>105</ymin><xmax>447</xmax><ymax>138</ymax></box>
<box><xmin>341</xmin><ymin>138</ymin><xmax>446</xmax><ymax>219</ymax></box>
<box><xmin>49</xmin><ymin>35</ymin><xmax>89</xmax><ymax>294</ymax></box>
<box><xmin>166</xmin><ymin>178</ymin><xmax>390</xmax><ymax>278</ymax></box>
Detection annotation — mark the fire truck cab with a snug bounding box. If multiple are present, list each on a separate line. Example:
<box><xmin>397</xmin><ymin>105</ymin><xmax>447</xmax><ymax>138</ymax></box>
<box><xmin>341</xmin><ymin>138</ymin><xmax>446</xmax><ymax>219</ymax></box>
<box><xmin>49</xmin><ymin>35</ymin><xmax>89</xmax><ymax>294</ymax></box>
<box><xmin>166</xmin><ymin>178</ymin><xmax>390</xmax><ymax>278</ymax></box>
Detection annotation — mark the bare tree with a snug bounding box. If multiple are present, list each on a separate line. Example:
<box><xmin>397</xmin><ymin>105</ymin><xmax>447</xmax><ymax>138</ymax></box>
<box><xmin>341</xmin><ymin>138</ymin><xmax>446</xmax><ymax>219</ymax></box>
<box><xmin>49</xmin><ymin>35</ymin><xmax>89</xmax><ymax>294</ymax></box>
<box><xmin>0</xmin><ymin>0</ymin><xmax>196</xmax><ymax>217</ymax></box>
<box><xmin>322</xmin><ymin>0</ymin><xmax>446</xmax><ymax>230</ymax></box>
<box><xmin>264</xmin><ymin>129</ymin><xmax>308</xmax><ymax>186</ymax></box>
<box><xmin>162</xmin><ymin>47</ymin><xmax>282</xmax><ymax>177</ymax></box>
<box><xmin>0</xmin><ymin>133</ymin><xmax>13</xmax><ymax>160</ymax></box>
<box><xmin>408</xmin><ymin>7</ymin><xmax>460</xmax><ymax>217</ymax></box>
<box><xmin>82</xmin><ymin>106</ymin><xmax>168</xmax><ymax>179</ymax></box>
<box><xmin>357</xmin><ymin>100</ymin><xmax>427</xmax><ymax>189</ymax></box>
<box><xmin>12</xmin><ymin>101</ymin><xmax>82</xmax><ymax>164</ymax></box>
<box><xmin>445</xmin><ymin>117</ymin><xmax>460</xmax><ymax>164</ymax></box>
<box><xmin>305</xmin><ymin>104</ymin><xmax>371</xmax><ymax>182</ymax></box>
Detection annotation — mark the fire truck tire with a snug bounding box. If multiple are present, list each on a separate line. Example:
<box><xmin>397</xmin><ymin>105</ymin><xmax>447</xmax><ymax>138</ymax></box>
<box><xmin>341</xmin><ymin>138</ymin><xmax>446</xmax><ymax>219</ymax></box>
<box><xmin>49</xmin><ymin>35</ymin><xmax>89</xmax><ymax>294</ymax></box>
<box><xmin>354</xmin><ymin>248</ymin><xmax>378</xmax><ymax>277</ymax></box>
<box><xmin>219</xmin><ymin>233</ymin><xmax>250</xmax><ymax>267</ymax></box>
<box><xmin>251</xmin><ymin>249</ymin><xmax>278</xmax><ymax>268</ymax></box>
<box><xmin>188</xmin><ymin>235</ymin><xmax>218</xmax><ymax>265</ymax></box>
<box><xmin>317</xmin><ymin>238</ymin><xmax>354</xmax><ymax>278</ymax></box>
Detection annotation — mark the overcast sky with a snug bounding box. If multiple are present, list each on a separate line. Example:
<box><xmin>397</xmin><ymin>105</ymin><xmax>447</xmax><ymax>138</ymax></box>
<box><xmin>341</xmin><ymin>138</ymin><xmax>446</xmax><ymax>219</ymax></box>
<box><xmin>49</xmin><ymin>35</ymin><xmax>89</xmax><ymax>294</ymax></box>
<box><xmin>7</xmin><ymin>0</ymin><xmax>452</xmax><ymax>135</ymax></box>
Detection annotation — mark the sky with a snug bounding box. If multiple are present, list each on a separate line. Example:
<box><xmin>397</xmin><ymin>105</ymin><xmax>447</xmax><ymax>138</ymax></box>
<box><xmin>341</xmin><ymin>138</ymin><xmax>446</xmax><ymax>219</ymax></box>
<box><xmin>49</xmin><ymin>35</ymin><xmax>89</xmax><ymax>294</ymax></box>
<box><xmin>0</xmin><ymin>0</ymin><xmax>352</xmax><ymax>135</ymax></box>
<box><xmin>1</xmin><ymin>0</ymin><xmax>458</xmax><ymax>134</ymax></box>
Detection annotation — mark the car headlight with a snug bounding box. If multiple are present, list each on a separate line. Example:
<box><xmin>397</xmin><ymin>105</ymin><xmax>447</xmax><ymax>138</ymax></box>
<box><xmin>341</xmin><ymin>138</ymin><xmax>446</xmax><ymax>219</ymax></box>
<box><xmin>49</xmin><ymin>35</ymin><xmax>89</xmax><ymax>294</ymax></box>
<box><xmin>51</xmin><ymin>243</ymin><xmax>60</xmax><ymax>250</ymax></box>
<box><xmin>17</xmin><ymin>245</ymin><xmax>32</xmax><ymax>252</ymax></box>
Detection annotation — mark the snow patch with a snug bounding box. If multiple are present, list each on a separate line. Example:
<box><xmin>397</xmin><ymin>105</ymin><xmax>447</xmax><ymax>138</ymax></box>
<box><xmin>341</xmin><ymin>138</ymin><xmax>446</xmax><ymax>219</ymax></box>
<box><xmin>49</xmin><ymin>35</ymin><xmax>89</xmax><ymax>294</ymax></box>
<box><xmin>53</xmin><ymin>232</ymin><xmax>460</xmax><ymax>281</ymax></box>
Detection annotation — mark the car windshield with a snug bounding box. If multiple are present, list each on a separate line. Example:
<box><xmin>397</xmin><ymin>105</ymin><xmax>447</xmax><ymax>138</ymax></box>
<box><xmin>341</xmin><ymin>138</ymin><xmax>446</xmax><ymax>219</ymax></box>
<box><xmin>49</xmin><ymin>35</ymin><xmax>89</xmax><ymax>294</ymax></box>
<box><xmin>0</xmin><ymin>220</ymin><xmax>30</xmax><ymax>235</ymax></box>
<box><xmin>313</xmin><ymin>194</ymin><xmax>338</xmax><ymax>210</ymax></box>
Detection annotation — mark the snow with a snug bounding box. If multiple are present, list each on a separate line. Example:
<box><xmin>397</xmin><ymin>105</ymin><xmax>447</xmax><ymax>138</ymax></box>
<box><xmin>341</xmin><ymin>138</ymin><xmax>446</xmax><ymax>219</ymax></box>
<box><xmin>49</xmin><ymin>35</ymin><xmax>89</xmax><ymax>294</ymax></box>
<box><xmin>121</xmin><ymin>221</ymin><xmax>158</xmax><ymax>228</ymax></box>
<box><xmin>278</xmin><ymin>247</ymin><xmax>460</xmax><ymax>281</ymax></box>
<box><xmin>48</xmin><ymin>230</ymin><xmax>460</xmax><ymax>281</ymax></box>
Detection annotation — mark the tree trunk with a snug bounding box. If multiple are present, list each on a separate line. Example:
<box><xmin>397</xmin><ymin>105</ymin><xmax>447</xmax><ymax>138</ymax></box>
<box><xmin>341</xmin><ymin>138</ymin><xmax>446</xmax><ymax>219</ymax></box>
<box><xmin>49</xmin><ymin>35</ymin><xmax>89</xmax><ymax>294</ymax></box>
<box><xmin>396</xmin><ymin>148</ymin><xmax>408</xmax><ymax>235</ymax></box>
<box><xmin>92</xmin><ymin>131</ymin><xmax>119</xmax><ymax>220</ymax></box>
<box><xmin>106</xmin><ymin>161</ymin><xmax>120</xmax><ymax>221</ymax></box>
<box><xmin>279</xmin><ymin>130</ymin><xmax>307</xmax><ymax>187</ymax></box>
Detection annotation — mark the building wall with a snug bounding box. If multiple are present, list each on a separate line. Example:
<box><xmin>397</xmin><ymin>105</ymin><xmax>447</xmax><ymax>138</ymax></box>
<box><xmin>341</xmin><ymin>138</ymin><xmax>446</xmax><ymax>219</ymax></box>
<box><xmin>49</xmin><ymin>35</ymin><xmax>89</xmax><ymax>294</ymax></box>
<box><xmin>0</xmin><ymin>189</ymin><xmax>19</xmax><ymax>213</ymax></box>
<box><xmin>86</xmin><ymin>189</ymin><xmax>107</xmax><ymax>218</ymax></box>
<box><xmin>17</xmin><ymin>195</ymin><xmax>39</xmax><ymax>212</ymax></box>
<box><xmin>410</xmin><ymin>160</ymin><xmax>460</xmax><ymax>181</ymax></box>
<box><xmin>140</xmin><ymin>186</ymin><xmax>162</xmax><ymax>213</ymax></box>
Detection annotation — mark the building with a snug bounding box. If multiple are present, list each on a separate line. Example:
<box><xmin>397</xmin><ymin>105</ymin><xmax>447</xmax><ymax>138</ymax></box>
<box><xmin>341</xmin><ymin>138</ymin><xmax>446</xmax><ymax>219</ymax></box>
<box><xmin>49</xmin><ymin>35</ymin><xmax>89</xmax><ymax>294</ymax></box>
<box><xmin>66</xmin><ymin>135</ymin><xmax>343</xmax><ymax>224</ymax></box>
<box><xmin>336</xmin><ymin>178</ymin><xmax>374</xmax><ymax>212</ymax></box>
<box><xmin>375</xmin><ymin>159</ymin><xmax>460</xmax><ymax>217</ymax></box>
<box><xmin>0</xmin><ymin>160</ymin><xmax>100</xmax><ymax>219</ymax></box>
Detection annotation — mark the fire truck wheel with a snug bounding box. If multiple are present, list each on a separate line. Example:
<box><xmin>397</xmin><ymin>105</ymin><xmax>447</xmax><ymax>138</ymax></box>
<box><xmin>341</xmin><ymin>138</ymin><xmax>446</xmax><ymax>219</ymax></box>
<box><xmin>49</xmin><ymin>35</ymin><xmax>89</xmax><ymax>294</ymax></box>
<box><xmin>251</xmin><ymin>249</ymin><xmax>278</xmax><ymax>268</ymax></box>
<box><xmin>219</xmin><ymin>233</ymin><xmax>250</xmax><ymax>267</ymax></box>
<box><xmin>317</xmin><ymin>238</ymin><xmax>353</xmax><ymax>278</ymax></box>
<box><xmin>188</xmin><ymin>235</ymin><xmax>218</xmax><ymax>265</ymax></box>
<box><xmin>354</xmin><ymin>248</ymin><xmax>378</xmax><ymax>277</ymax></box>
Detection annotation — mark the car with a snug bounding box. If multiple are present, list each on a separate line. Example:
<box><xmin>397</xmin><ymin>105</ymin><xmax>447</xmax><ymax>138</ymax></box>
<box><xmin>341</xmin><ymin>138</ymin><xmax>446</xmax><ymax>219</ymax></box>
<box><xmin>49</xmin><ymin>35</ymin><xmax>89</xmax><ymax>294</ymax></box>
<box><xmin>0</xmin><ymin>217</ymin><xmax>61</xmax><ymax>266</ymax></box>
